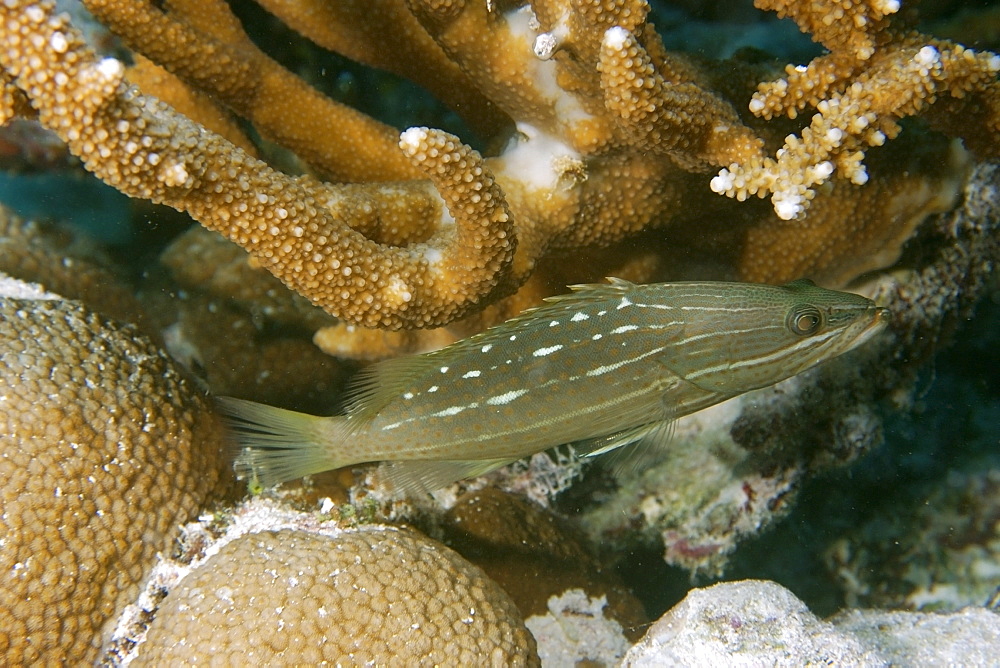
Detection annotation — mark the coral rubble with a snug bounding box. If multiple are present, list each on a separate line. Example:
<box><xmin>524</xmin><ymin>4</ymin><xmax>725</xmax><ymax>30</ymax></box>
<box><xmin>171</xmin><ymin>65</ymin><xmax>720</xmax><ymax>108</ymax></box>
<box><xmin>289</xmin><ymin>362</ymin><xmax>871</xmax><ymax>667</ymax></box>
<box><xmin>623</xmin><ymin>579</ymin><xmax>1000</xmax><ymax>666</ymax></box>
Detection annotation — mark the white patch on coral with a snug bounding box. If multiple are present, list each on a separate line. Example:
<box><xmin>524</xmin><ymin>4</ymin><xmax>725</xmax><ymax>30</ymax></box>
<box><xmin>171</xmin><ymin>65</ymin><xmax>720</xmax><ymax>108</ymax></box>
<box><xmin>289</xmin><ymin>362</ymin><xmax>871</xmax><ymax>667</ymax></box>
<box><xmin>0</xmin><ymin>272</ymin><xmax>61</xmax><ymax>300</ymax></box>
<box><xmin>504</xmin><ymin>7</ymin><xmax>594</xmax><ymax>128</ymax></box>
<box><xmin>498</xmin><ymin>123</ymin><xmax>583</xmax><ymax>194</ymax></box>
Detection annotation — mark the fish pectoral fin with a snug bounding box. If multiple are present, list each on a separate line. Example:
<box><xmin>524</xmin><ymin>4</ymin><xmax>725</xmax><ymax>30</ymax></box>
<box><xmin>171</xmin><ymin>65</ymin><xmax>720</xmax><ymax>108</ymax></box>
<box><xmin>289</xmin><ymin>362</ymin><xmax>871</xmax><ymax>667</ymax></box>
<box><xmin>602</xmin><ymin>419</ymin><xmax>677</xmax><ymax>479</ymax></box>
<box><xmin>573</xmin><ymin>421</ymin><xmax>666</xmax><ymax>458</ymax></box>
<box><xmin>656</xmin><ymin>356</ymin><xmax>731</xmax><ymax>394</ymax></box>
<box><xmin>382</xmin><ymin>457</ymin><xmax>517</xmax><ymax>494</ymax></box>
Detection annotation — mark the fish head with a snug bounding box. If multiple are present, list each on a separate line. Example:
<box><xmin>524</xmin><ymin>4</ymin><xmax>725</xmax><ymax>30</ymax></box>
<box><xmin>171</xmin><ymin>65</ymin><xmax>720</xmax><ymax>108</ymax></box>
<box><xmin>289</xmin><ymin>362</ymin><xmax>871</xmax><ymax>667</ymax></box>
<box><xmin>666</xmin><ymin>279</ymin><xmax>890</xmax><ymax>394</ymax></box>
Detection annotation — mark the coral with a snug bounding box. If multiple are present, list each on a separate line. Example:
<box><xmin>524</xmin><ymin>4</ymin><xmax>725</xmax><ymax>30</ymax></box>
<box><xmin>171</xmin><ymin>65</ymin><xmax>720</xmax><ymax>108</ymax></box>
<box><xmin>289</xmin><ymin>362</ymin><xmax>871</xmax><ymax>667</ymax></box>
<box><xmin>0</xmin><ymin>203</ymin><xmax>148</xmax><ymax>328</ymax></box>
<box><xmin>136</xmin><ymin>526</ymin><xmax>538</xmax><ymax>665</ymax></box>
<box><xmin>0</xmin><ymin>283</ymin><xmax>234</xmax><ymax>664</ymax></box>
<box><xmin>711</xmin><ymin>0</ymin><xmax>1000</xmax><ymax>219</ymax></box>
<box><xmin>438</xmin><ymin>488</ymin><xmax>646</xmax><ymax>631</ymax></box>
<box><xmin>622</xmin><ymin>579</ymin><xmax>1000</xmax><ymax>666</ymax></box>
<box><xmin>0</xmin><ymin>0</ymin><xmax>992</xmax><ymax>359</ymax></box>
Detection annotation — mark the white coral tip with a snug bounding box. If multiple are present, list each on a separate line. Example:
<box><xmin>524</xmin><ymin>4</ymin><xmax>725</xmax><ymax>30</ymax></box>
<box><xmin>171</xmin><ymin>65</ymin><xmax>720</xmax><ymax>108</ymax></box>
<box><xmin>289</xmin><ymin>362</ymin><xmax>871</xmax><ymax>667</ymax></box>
<box><xmin>710</xmin><ymin>170</ymin><xmax>735</xmax><ymax>194</ymax></box>
<box><xmin>399</xmin><ymin>127</ymin><xmax>429</xmax><ymax>150</ymax></box>
<box><xmin>603</xmin><ymin>27</ymin><xmax>630</xmax><ymax>51</ymax></box>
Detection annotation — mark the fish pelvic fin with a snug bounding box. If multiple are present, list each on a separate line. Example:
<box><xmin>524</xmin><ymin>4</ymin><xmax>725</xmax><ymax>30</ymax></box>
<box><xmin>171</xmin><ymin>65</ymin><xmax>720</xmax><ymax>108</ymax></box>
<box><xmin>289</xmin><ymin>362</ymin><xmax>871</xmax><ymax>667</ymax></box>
<box><xmin>217</xmin><ymin>397</ymin><xmax>351</xmax><ymax>489</ymax></box>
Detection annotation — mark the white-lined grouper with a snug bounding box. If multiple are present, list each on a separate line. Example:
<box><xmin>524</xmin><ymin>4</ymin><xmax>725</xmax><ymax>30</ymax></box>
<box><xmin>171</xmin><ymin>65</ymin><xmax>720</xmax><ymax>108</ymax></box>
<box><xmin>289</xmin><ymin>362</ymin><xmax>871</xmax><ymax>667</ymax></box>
<box><xmin>219</xmin><ymin>278</ymin><xmax>889</xmax><ymax>491</ymax></box>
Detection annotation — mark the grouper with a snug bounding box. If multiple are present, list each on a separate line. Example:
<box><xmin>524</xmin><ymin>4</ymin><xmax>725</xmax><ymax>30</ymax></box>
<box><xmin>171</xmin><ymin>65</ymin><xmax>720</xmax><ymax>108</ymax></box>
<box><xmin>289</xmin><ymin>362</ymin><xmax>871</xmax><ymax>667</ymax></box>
<box><xmin>219</xmin><ymin>278</ymin><xmax>890</xmax><ymax>491</ymax></box>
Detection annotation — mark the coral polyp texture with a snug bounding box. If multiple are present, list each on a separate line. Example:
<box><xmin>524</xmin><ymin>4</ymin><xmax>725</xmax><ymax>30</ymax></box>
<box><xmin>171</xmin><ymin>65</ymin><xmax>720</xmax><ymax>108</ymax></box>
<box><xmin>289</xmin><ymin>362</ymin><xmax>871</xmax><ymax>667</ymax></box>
<box><xmin>0</xmin><ymin>285</ymin><xmax>234</xmax><ymax>664</ymax></box>
<box><xmin>0</xmin><ymin>0</ymin><xmax>996</xmax><ymax>356</ymax></box>
<box><xmin>137</xmin><ymin>527</ymin><xmax>539</xmax><ymax>666</ymax></box>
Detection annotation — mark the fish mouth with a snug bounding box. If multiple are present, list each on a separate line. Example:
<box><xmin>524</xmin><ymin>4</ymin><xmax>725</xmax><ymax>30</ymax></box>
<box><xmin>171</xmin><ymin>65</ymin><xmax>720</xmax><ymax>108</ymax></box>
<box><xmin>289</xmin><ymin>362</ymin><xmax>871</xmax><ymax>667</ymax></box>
<box><xmin>849</xmin><ymin>306</ymin><xmax>891</xmax><ymax>349</ymax></box>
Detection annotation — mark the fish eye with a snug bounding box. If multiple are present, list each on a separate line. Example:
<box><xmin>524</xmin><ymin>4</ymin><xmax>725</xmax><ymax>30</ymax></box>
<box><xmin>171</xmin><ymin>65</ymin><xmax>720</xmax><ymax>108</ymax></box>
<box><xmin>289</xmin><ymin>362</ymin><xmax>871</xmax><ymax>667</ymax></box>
<box><xmin>787</xmin><ymin>305</ymin><xmax>823</xmax><ymax>336</ymax></box>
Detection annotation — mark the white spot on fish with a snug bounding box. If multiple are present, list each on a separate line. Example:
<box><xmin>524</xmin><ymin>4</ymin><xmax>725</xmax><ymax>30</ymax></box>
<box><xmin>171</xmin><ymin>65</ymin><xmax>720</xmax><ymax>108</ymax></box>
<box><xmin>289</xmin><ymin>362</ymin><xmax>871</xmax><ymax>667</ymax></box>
<box><xmin>486</xmin><ymin>389</ymin><xmax>529</xmax><ymax>405</ymax></box>
<box><xmin>532</xmin><ymin>344</ymin><xmax>564</xmax><ymax>357</ymax></box>
<box><xmin>616</xmin><ymin>297</ymin><xmax>632</xmax><ymax>310</ymax></box>
<box><xmin>440</xmin><ymin>366</ymin><xmax>449</xmax><ymax>373</ymax></box>
<box><xmin>481</xmin><ymin>344</ymin><xmax>493</xmax><ymax>353</ymax></box>
<box><xmin>597</xmin><ymin>310</ymin><xmax>608</xmax><ymax>316</ymax></box>
<box><xmin>403</xmin><ymin>392</ymin><xmax>414</xmax><ymax>400</ymax></box>
<box><xmin>432</xmin><ymin>403</ymin><xmax>478</xmax><ymax>418</ymax></box>
<box><xmin>549</xmin><ymin>320</ymin><xmax>560</xmax><ymax>327</ymax></box>
<box><xmin>592</xmin><ymin>333</ymin><xmax>603</xmax><ymax>340</ymax></box>
<box><xmin>611</xmin><ymin>325</ymin><xmax>639</xmax><ymax>334</ymax></box>
<box><xmin>428</xmin><ymin>385</ymin><xmax>439</xmax><ymax>393</ymax></box>
<box><xmin>586</xmin><ymin>346</ymin><xmax>667</xmax><ymax>377</ymax></box>
<box><xmin>509</xmin><ymin>335</ymin><xmax>517</xmax><ymax>341</ymax></box>
<box><xmin>462</xmin><ymin>370</ymin><xmax>482</xmax><ymax>379</ymax></box>
<box><xmin>570</xmin><ymin>312</ymin><xmax>589</xmax><ymax>322</ymax></box>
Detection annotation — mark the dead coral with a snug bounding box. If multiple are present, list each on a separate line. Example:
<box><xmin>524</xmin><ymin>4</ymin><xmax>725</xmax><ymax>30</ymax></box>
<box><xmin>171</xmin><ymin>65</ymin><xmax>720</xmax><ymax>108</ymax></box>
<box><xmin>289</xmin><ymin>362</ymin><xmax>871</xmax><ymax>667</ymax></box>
<box><xmin>0</xmin><ymin>286</ymin><xmax>234</xmax><ymax>664</ymax></box>
<box><xmin>576</xmin><ymin>160</ymin><xmax>1000</xmax><ymax>576</ymax></box>
<box><xmin>137</xmin><ymin>527</ymin><xmax>539</xmax><ymax>666</ymax></box>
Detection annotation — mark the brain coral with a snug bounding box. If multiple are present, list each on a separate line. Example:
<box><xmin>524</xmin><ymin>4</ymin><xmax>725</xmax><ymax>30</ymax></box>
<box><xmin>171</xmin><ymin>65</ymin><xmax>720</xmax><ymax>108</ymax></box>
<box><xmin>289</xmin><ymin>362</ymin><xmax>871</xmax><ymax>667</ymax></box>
<box><xmin>137</xmin><ymin>527</ymin><xmax>539</xmax><ymax>666</ymax></box>
<box><xmin>0</xmin><ymin>294</ymin><xmax>234</xmax><ymax>663</ymax></box>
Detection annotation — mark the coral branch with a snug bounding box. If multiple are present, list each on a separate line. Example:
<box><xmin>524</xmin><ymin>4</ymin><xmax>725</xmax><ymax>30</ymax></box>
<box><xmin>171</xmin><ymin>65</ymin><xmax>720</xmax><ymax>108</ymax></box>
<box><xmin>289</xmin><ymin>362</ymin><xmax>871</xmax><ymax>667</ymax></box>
<box><xmin>0</xmin><ymin>0</ymin><xmax>514</xmax><ymax>329</ymax></box>
<box><xmin>711</xmin><ymin>0</ymin><xmax>1000</xmax><ymax>219</ymax></box>
<box><xmin>81</xmin><ymin>0</ymin><xmax>417</xmax><ymax>182</ymax></box>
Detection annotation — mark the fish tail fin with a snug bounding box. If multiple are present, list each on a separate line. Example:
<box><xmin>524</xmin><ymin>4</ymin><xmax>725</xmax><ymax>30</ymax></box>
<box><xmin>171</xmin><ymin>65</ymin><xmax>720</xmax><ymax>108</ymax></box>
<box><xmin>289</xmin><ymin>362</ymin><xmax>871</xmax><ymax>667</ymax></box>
<box><xmin>216</xmin><ymin>397</ymin><xmax>351</xmax><ymax>489</ymax></box>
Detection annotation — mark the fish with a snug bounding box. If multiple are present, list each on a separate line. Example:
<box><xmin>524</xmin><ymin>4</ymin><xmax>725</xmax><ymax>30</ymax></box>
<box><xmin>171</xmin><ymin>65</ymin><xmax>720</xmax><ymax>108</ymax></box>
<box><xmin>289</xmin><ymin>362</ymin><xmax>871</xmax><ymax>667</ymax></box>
<box><xmin>218</xmin><ymin>278</ymin><xmax>890</xmax><ymax>492</ymax></box>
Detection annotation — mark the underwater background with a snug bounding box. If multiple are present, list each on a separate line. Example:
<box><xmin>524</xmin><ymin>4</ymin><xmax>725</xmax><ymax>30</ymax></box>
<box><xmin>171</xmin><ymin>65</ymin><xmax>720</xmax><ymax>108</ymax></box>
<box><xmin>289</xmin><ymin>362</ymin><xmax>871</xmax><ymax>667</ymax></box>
<box><xmin>1</xmin><ymin>0</ymin><xmax>998</xmax><ymax>664</ymax></box>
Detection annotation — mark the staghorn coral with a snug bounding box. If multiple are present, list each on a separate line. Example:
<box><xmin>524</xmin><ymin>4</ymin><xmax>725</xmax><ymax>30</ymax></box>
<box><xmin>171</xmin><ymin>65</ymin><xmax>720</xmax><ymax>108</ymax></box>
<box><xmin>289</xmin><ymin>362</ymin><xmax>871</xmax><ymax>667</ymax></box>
<box><xmin>136</xmin><ymin>525</ymin><xmax>538</xmax><ymax>665</ymax></box>
<box><xmin>0</xmin><ymin>281</ymin><xmax>234</xmax><ymax>664</ymax></box>
<box><xmin>711</xmin><ymin>0</ymin><xmax>1000</xmax><ymax>219</ymax></box>
<box><xmin>0</xmin><ymin>0</ymin><xmax>993</xmax><ymax>359</ymax></box>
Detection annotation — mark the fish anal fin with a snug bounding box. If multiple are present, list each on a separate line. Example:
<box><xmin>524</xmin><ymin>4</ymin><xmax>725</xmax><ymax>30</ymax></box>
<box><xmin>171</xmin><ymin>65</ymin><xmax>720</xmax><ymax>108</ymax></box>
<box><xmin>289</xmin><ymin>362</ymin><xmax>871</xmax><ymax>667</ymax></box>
<box><xmin>383</xmin><ymin>458</ymin><xmax>516</xmax><ymax>494</ymax></box>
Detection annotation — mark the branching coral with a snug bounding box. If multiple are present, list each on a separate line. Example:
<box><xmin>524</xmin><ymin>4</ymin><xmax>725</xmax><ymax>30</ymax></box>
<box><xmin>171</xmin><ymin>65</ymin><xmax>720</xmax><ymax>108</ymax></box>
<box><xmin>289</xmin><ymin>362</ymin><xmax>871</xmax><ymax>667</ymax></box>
<box><xmin>0</xmin><ymin>0</ymin><xmax>997</xmax><ymax>359</ymax></box>
<box><xmin>711</xmin><ymin>0</ymin><xmax>1000</xmax><ymax>219</ymax></box>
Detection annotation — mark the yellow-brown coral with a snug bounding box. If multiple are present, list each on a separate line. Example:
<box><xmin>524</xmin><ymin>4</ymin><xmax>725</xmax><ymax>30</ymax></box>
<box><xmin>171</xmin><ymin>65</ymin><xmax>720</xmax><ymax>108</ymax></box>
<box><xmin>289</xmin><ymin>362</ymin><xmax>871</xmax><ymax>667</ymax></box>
<box><xmin>137</xmin><ymin>527</ymin><xmax>539</xmax><ymax>665</ymax></box>
<box><xmin>0</xmin><ymin>0</ymin><xmax>996</xmax><ymax>359</ymax></box>
<box><xmin>711</xmin><ymin>0</ymin><xmax>1000</xmax><ymax>219</ymax></box>
<box><xmin>0</xmin><ymin>289</ymin><xmax>233</xmax><ymax>664</ymax></box>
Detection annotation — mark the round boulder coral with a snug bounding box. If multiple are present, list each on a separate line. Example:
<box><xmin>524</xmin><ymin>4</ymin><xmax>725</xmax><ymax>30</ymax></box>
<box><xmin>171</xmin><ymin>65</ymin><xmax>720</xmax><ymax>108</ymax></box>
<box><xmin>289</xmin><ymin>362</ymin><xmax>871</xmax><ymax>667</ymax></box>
<box><xmin>138</xmin><ymin>527</ymin><xmax>539</xmax><ymax>666</ymax></box>
<box><xmin>0</xmin><ymin>295</ymin><xmax>234</xmax><ymax>663</ymax></box>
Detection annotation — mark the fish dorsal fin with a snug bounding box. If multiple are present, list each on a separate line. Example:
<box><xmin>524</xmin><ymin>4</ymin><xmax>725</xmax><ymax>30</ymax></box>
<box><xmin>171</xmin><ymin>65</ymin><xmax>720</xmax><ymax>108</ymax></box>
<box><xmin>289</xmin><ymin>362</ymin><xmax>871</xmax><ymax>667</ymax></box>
<box><xmin>344</xmin><ymin>277</ymin><xmax>638</xmax><ymax>422</ymax></box>
<box><xmin>343</xmin><ymin>354</ymin><xmax>443</xmax><ymax>422</ymax></box>
<box><xmin>477</xmin><ymin>276</ymin><xmax>636</xmax><ymax>331</ymax></box>
<box><xmin>383</xmin><ymin>457</ymin><xmax>517</xmax><ymax>494</ymax></box>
